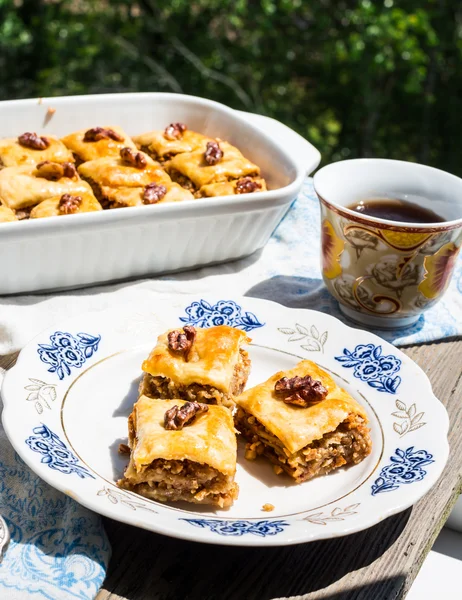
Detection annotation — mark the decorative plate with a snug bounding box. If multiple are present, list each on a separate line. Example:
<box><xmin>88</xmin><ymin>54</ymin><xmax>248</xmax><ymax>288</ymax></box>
<box><xmin>1</xmin><ymin>296</ymin><xmax>449</xmax><ymax>547</ymax></box>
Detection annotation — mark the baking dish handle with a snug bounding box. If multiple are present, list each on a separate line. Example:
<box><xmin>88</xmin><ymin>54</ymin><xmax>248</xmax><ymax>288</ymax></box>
<box><xmin>237</xmin><ymin>110</ymin><xmax>321</xmax><ymax>176</ymax></box>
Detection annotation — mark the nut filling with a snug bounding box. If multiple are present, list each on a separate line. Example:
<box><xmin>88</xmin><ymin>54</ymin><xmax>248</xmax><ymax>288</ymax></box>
<box><xmin>118</xmin><ymin>457</ymin><xmax>238</xmax><ymax>508</ymax></box>
<box><xmin>139</xmin><ymin>347</ymin><xmax>251</xmax><ymax>410</ymax></box>
<box><xmin>274</xmin><ymin>375</ymin><xmax>328</xmax><ymax>407</ymax></box>
<box><xmin>235</xmin><ymin>408</ymin><xmax>372</xmax><ymax>483</ymax></box>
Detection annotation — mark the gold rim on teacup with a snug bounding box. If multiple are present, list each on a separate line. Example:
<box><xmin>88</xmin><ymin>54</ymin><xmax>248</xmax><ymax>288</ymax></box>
<box><xmin>313</xmin><ymin>159</ymin><xmax>462</xmax><ymax>329</ymax></box>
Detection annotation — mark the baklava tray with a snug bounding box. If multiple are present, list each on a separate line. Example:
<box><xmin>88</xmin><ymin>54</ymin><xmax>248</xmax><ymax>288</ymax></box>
<box><xmin>0</xmin><ymin>93</ymin><xmax>320</xmax><ymax>295</ymax></box>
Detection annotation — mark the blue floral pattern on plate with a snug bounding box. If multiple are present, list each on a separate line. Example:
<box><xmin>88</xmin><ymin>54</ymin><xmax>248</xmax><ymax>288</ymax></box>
<box><xmin>25</xmin><ymin>424</ymin><xmax>94</xmax><ymax>479</ymax></box>
<box><xmin>371</xmin><ymin>447</ymin><xmax>434</xmax><ymax>495</ymax></box>
<box><xmin>182</xmin><ymin>519</ymin><xmax>289</xmax><ymax>536</ymax></box>
<box><xmin>335</xmin><ymin>343</ymin><xmax>401</xmax><ymax>393</ymax></box>
<box><xmin>37</xmin><ymin>331</ymin><xmax>101</xmax><ymax>380</ymax></box>
<box><xmin>179</xmin><ymin>299</ymin><xmax>264</xmax><ymax>332</ymax></box>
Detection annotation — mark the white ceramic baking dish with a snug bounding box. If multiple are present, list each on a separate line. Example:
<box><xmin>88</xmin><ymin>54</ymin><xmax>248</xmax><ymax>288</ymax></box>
<box><xmin>0</xmin><ymin>93</ymin><xmax>320</xmax><ymax>294</ymax></box>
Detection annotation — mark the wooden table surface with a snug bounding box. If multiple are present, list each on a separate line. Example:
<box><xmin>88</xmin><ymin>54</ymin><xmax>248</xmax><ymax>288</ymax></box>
<box><xmin>1</xmin><ymin>340</ymin><xmax>461</xmax><ymax>600</ymax></box>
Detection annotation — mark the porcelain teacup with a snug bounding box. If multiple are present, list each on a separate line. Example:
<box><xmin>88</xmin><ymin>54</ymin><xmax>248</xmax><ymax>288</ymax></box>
<box><xmin>313</xmin><ymin>159</ymin><xmax>462</xmax><ymax>328</ymax></box>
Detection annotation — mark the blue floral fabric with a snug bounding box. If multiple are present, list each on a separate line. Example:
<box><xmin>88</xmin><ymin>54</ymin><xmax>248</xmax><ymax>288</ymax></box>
<box><xmin>0</xmin><ymin>400</ymin><xmax>110</xmax><ymax>600</ymax></box>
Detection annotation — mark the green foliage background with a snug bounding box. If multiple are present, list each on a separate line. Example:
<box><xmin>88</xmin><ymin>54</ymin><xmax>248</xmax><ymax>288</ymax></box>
<box><xmin>1</xmin><ymin>0</ymin><xmax>461</xmax><ymax>174</ymax></box>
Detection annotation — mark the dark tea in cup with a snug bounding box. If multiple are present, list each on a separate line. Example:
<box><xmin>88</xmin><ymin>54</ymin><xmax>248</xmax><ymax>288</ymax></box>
<box><xmin>347</xmin><ymin>198</ymin><xmax>445</xmax><ymax>224</ymax></box>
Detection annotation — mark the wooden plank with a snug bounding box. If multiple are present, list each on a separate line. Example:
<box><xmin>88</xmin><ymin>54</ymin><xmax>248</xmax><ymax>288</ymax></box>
<box><xmin>2</xmin><ymin>343</ymin><xmax>461</xmax><ymax>600</ymax></box>
<box><xmin>95</xmin><ymin>340</ymin><xmax>462</xmax><ymax>600</ymax></box>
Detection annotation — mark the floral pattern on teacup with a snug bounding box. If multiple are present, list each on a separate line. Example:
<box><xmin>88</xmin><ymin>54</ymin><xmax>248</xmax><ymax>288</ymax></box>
<box><xmin>419</xmin><ymin>242</ymin><xmax>461</xmax><ymax>299</ymax></box>
<box><xmin>319</xmin><ymin>201</ymin><xmax>462</xmax><ymax>321</ymax></box>
<box><xmin>321</xmin><ymin>219</ymin><xmax>344</xmax><ymax>279</ymax></box>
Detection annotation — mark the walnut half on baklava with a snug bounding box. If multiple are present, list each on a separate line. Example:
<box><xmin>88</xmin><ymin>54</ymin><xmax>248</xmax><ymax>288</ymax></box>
<box><xmin>140</xmin><ymin>325</ymin><xmax>251</xmax><ymax>410</ymax></box>
<box><xmin>118</xmin><ymin>396</ymin><xmax>239</xmax><ymax>507</ymax></box>
<box><xmin>235</xmin><ymin>360</ymin><xmax>372</xmax><ymax>483</ymax></box>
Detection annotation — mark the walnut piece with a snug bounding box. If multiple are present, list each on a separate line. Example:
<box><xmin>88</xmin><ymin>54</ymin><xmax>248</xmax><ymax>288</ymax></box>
<box><xmin>204</xmin><ymin>140</ymin><xmax>223</xmax><ymax>165</ymax></box>
<box><xmin>36</xmin><ymin>161</ymin><xmax>76</xmax><ymax>180</ymax></box>
<box><xmin>167</xmin><ymin>325</ymin><xmax>196</xmax><ymax>361</ymax></box>
<box><xmin>58</xmin><ymin>193</ymin><xmax>82</xmax><ymax>215</ymax></box>
<box><xmin>120</xmin><ymin>147</ymin><xmax>147</xmax><ymax>169</ymax></box>
<box><xmin>118</xmin><ymin>443</ymin><xmax>130</xmax><ymax>454</ymax></box>
<box><xmin>164</xmin><ymin>122</ymin><xmax>187</xmax><ymax>140</ymax></box>
<box><xmin>236</xmin><ymin>177</ymin><xmax>262</xmax><ymax>194</ymax></box>
<box><xmin>83</xmin><ymin>127</ymin><xmax>124</xmax><ymax>142</ymax></box>
<box><xmin>18</xmin><ymin>132</ymin><xmax>50</xmax><ymax>150</ymax></box>
<box><xmin>164</xmin><ymin>401</ymin><xmax>208</xmax><ymax>431</ymax></box>
<box><xmin>274</xmin><ymin>375</ymin><xmax>328</xmax><ymax>407</ymax></box>
<box><xmin>143</xmin><ymin>182</ymin><xmax>167</xmax><ymax>204</ymax></box>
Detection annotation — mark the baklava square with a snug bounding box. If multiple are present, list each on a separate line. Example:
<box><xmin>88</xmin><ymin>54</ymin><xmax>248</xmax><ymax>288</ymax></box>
<box><xmin>199</xmin><ymin>176</ymin><xmax>267</xmax><ymax>198</ymax></box>
<box><xmin>0</xmin><ymin>133</ymin><xmax>74</xmax><ymax>168</ymax></box>
<box><xmin>140</xmin><ymin>325</ymin><xmax>251</xmax><ymax>410</ymax></box>
<box><xmin>117</xmin><ymin>396</ymin><xmax>239</xmax><ymax>507</ymax></box>
<box><xmin>165</xmin><ymin>140</ymin><xmax>260</xmax><ymax>193</ymax></box>
<box><xmin>30</xmin><ymin>190</ymin><xmax>102</xmax><ymax>219</ymax></box>
<box><xmin>235</xmin><ymin>360</ymin><xmax>372</xmax><ymax>483</ymax></box>
<box><xmin>78</xmin><ymin>150</ymin><xmax>193</xmax><ymax>208</ymax></box>
<box><xmin>0</xmin><ymin>164</ymin><xmax>95</xmax><ymax>212</ymax></box>
<box><xmin>133</xmin><ymin>124</ymin><xmax>209</xmax><ymax>162</ymax></box>
<box><xmin>61</xmin><ymin>126</ymin><xmax>137</xmax><ymax>164</ymax></box>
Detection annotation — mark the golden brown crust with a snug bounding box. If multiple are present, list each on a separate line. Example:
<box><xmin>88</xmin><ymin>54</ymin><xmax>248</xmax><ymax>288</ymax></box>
<box><xmin>0</xmin><ymin>136</ymin><xmax>74</xmax><ymax>168</ymax></box>
<box><xmin>199</xmin><ymin>177</ymin><xmax>267</xmax><ymax>197</ymax></box>
<box><xmin>133</xmin><ymin>129</ymin><xmax>210</xmax><ymax>160</ymax></box>
<box><xmin>124</xmin><ymin>396</ymin><xmax>237</xmax><ymax>477</ymax></box>
<box><xmin>78</xmin><ymin>156</ymin><xmax>194</xmax><ymax>207</ymax></box>
<box><xmin>0</xmin><ymin>165</ymin><xmax>94</xmax><ymax>210</ymax></box>
<box><xmin>236</xmin><ymin>359</ymin><xmax>369</xmax><ymax>454</ymax></box>
<box><xmin>30</xmin><ymin>190</ymin><xmax>102</xmax><ymax>218</ymax></box>
<box><xmin>142</xmin><ymin>325</ymin><xmax>251</xmax><ymax>393</ymax></box>
<box><xmin>61</xmin><ymin>126</ymin><xmax>136</xmax><ymax>163</ymax></box>
<box><xmin>0</xmin><ymin>204</ymin><xmax>18</xmax><ymax>223</ymax></box>
<box><xmin>165</xmin><ymin>141</ymin><xmax>260</xmax><ymax>189</ymax></box>
<box><xmin>235</xmin><ymin>407</ymin><xmax>372</xmax><ymax>483</ymax></box>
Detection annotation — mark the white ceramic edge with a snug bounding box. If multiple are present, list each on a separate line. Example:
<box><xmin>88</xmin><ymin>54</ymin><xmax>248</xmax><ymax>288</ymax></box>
<box><xmin>237</xmin><ymin>111</ymin><xmax>321</xmax><ymax>176</ymax></box>
<box><xmin>313</xmin><ymin>158</ymin><xmax>462</xmax><ymax>229</ymax></box>
<box><xmin>0</xmin><ymin>93</ymin><xmax>311</xmax><ymax>237</ymax></box>
<box><xmin>0</xmin><ymin>296</ymin><xmax>449</xmax><ymax>546</ymax></box>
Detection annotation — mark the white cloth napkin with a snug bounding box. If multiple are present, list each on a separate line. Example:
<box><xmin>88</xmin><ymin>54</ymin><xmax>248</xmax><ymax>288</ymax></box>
<box><xmin>0</xmin><ymin>178</ymin><xmax>460</xmax><ymax>599</ymax></box>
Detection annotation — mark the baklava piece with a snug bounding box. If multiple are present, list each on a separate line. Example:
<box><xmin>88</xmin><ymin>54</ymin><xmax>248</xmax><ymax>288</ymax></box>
<box><xmin>133</xmin><ymin>123</ymin><xmax>209</xmax><ymax>162</ymax></box>
<box><xmin>199</xmin><ymin>176</ymin><xmax>267</xmax><ymax>198</ymax></box>
<box><xmin>118</xmin><ymin>396</ymin><xmax>239</xmax><ymax>507</ymax></box>
<box><xmin>165</xmin><ymin>140</ymin><xmax>261</xmax><ymax>194</ymax></box>
<box><xmin>0</xmin><ymin>203</ymin><xmax>17</xmax><ymax>223</ymax></box>
<box><xmin>0</xmin><ymin>133</ymin><xmax>74</xmax><ymax>168</ymax></box>
<box><xmin>0</xmin><ymin>163</ymin><xmax>93</xmax><ymax>214</ymax></box>
<box><xmin>30</xmin><ymin>190</ymin><xmax>102</xmax><ymax>219</ymax></box>
<box><xmin>235</xmin><ymin>360</ymin><xmax>372</xmax><ymax>483</ymax></box>
<box><xmin>61</xmin><ymin>126</ymin><xmax>137</xmax><ymax>164</ymax></box>
<box><xmin>140</xmin><ymin>325</ymin><xmax>251</xmax><ymax>410</ymax></box>
<box><xmin>78</xmin><ymin>148</ymin><xmax>193</xmax><ymax>208</ymax></box>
